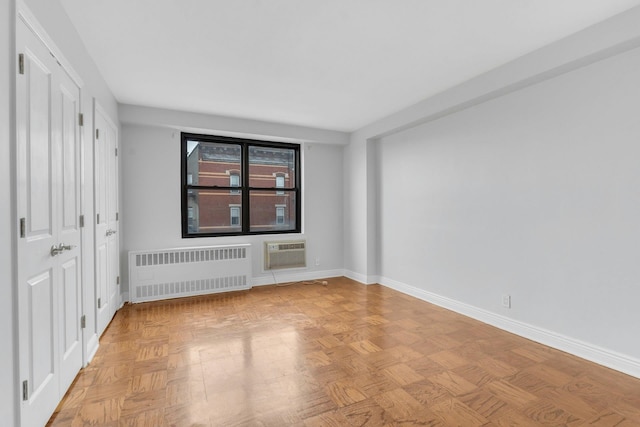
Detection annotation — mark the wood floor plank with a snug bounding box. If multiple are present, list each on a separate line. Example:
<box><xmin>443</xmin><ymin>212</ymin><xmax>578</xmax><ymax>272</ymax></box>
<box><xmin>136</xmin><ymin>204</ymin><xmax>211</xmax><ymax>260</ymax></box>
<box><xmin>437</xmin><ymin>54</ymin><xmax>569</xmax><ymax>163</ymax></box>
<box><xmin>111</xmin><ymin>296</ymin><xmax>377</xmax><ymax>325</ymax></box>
<box><xmin>430</xmin><ymin>397</ymin><xmax>489</xmax><ymax>426</ymax></box>
<box><xmin>324</xmin><ymin>379</ymin><xmax>368</xmax><ymax>407</ymax></box>
<box><xmin>428</xmin><ymin>371</ymin><xmax>478</xmax><ymax>396</ymax></box>
<box><xmin>46</xmin><ymin>277</ymin><xmax>640</xmax><ymax>426</ymax></box>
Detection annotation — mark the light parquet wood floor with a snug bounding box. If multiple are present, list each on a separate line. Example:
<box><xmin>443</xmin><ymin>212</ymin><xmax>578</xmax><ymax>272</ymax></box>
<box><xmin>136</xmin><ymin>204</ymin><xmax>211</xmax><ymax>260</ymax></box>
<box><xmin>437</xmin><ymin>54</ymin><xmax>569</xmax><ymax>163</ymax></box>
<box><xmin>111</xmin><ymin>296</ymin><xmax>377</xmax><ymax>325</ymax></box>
<box><xmin>48</xmin><ymin>277</ymin><xmax>640</xmax><ymax>426</ymax></box>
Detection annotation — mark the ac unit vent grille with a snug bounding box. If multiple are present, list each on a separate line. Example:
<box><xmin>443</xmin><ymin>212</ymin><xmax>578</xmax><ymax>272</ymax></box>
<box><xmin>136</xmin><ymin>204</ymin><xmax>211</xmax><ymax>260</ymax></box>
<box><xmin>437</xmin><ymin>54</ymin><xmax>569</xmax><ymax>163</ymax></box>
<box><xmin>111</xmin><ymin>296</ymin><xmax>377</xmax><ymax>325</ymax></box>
<box><xmin>265</xmin><ymin>240</ymin><xmax>306</xmax><ymax>270</ymax></box>
<box><xmin>276</xmin><ymin>242</ymin><xmax>305</xmax><ymax>251</ymax></box>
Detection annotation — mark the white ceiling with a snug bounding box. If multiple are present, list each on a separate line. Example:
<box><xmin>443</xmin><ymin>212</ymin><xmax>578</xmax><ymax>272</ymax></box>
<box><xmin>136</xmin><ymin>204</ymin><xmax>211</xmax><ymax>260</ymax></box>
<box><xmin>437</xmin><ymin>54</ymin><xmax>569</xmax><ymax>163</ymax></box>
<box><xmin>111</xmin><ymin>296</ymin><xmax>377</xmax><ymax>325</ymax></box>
<box><xmin>60</xmin><ymin>0</ymin><xmax>640</xmax><ymax>132</ymax></box>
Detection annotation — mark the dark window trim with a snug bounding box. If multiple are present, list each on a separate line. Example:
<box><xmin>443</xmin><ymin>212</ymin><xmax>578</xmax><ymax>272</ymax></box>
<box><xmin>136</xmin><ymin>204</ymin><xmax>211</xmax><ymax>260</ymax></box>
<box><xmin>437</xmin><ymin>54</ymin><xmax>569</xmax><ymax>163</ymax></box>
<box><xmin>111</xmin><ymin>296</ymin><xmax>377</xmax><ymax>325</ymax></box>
<box><xmin>181</xmin><ymin>132</ymin><xmax>302</xmax><ymax>238</ymax></box>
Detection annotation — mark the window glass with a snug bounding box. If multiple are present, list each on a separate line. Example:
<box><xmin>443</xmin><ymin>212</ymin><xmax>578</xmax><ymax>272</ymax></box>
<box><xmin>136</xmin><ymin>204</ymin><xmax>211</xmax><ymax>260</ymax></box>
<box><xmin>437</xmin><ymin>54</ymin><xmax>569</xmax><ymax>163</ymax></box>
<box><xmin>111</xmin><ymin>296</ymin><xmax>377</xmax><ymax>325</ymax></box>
<box><xmin>186</xmin><ymin>140</ymin><xmax>241</xmax><ymax>187</ymax></box>
<box><xmin>248</xmin><ymin>146</ymin><xmax>295</xmax><ymax>188</ymax></box>
<box><xmin>185</xmin><ymin>188</ymin><xmax>242</xmax><ymax>234</ymax></box>
<box><xmin>249</xmin><ymin>190</ymin><xmax>296</xmax><ymax>233</ymax></box>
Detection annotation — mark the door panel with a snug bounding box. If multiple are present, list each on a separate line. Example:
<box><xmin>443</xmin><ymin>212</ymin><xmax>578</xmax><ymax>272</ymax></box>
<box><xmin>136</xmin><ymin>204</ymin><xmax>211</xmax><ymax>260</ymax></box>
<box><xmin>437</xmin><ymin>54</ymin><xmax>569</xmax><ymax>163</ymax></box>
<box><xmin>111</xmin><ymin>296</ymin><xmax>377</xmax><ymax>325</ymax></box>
<box><xmin>17</xmin><ymin>17</ymin><xmax>83</xmax><ymax>427</ymax></box>
<box><xmin>61</xmin><ymin>258</ymin><xmax>79</xmax><ymax>358</ymax></box>
<box><xmin>94</xmin><ymin>109</ymin><xmax>109</xmax><ymax>334</ymax></box>
<box><xmin>25</xmin><ymin>48</ymin><xmax>53</xmax><ymax>238</ymax></box>
<box><xmin>28</xmin><ymin>270</ymin><xmax>56</xmax><ymax>396</ymax></box>
<box><xmin>105</xmin><ymin>116</ymin><xmax>120</xmax><ymax>314</ymax></box>
<box><xmin>95</xmin><ymin>105</ymin><xmax>119</xmax><ymax>336</ymax></box>
<box><xmin>17</xmin><ymin>22</ymin><xmax>61</xmax><ymax>427</ymax></box>
<box><xmin>96</xmin><ymin>241</ymin><xmax>108</xmax><ymax>333</ymax></box>
<box><xmin>55</xmin><ymin>52</ymin><xmax>83</xmax><ymax>396</ymax></box>
<box><xmin>60</xmin><ymin>85</ymin><xmax>79</xmax><ymax>231</ymax></box>
<box><xmin>108</xmin><ymin>230</ymin><xmax>119</xmax><ymax>312</ymax></box>
<box><xmin>60</xmin><ymin>256</ymin><xmax>81</xmax><ymax>389</ymax></box>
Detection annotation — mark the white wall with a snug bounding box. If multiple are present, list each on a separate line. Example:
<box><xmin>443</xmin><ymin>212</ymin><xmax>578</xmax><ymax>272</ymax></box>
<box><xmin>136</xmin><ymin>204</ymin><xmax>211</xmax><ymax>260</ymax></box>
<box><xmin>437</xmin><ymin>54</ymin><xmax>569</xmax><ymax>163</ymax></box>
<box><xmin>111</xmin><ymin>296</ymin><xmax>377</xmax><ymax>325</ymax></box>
<box><xmin>120</xmin><ymin>106</ymin><xmax>346</xmax><ymax>293</ymax></box>
<box><xmin>378</xmin><ymin>44</ymin><xmax>640</xmax><ymax>357</ymax></box>
<box><xmin>345</xmin><ymin>6</ymin><xmax>640</xmax><ymax>377</ymax></box>
<box><xmin>343</xmin><ymin>136</ymin><xmax>379</xmax><ymax>284</ymax></box>
<box><xmin>1</xmin><ymin>1</ymin><xmax>17</xmax><ymax>424</ymax></box>
<box><xmin>345</xmin><ymin>7</ymin><xmax>640</xmax><ymax>284</ymax></box>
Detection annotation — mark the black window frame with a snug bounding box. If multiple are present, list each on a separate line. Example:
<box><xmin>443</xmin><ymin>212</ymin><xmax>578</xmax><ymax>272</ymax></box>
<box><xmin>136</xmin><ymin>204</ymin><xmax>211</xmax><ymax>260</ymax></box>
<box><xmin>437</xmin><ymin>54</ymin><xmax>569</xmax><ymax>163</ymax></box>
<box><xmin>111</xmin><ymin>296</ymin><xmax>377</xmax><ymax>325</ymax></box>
<box><xmin>181</xmin><ymin>132</ymin><xmax>302</xmax><ymax>238</ymax></box>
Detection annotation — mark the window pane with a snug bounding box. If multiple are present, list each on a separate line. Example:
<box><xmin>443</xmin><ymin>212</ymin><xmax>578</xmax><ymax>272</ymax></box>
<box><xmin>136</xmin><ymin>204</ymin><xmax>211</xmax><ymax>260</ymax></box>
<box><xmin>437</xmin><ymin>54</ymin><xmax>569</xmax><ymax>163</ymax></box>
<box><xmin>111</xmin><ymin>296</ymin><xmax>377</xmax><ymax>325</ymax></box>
<box><xmin>248</xmin><ymin>146</ymin><xmax>296</xmax><ymax>188</ymax></box>
<box><xmin>249</xmin><ymin>190</ymin><xmax>297</xmax><ymax>232</ymax></box>
<box><xmin>186</xmin><ymin>188</ymin><xmax>242</xmax><ymax>234</ymax></box>
<box><xmin>186</xmin><ymin>140</ymin><xmax>241</xmax><ymax>186</ymax></box>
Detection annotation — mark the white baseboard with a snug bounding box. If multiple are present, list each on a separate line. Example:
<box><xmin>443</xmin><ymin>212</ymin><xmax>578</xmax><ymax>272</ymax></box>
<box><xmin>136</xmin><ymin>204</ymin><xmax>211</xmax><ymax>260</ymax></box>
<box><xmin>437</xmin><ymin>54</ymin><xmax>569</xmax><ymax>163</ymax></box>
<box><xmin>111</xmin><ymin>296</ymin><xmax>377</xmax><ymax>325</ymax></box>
<box><xmin>378</xmin><ymin>275</ymin><xmax>640</xmax><ymax>380</ymax></box>
<box><xmin>121</xmin><ymin>291</ymin><xmax>129</xmax><ymax>304</ymax></box>
<box><xmin>253</xmin><ymin>269</ymin><xmax>345</xmax><ymax>287</ymax></box>
<box><xmin>344</xmin><ymin>270</ymin><xmax>378</xmax><ymax>285</ymax></box>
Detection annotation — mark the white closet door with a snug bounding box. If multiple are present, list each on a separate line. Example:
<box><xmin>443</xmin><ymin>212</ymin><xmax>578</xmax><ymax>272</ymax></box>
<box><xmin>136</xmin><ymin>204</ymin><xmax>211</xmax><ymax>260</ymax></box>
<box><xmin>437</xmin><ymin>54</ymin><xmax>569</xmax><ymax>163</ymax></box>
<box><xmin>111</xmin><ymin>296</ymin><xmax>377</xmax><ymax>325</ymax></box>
<box><xmin>16</xmin><ymin>18</ymin><xmax>83</xmax><ymax>427</ymax></box>
<box><xmin>56</xmin><ymin>61</ymin><xmax>83</xmax><ymax>393</ymax></box>
<box><xmin>95</xmin><ymin>105</ymin><xmax>120</xmax><ymax>336</ymax></box>
<box><xmin>105</xmin><ymin>114</ymin><xmax>120</xmax><ymax>317</ymax></box>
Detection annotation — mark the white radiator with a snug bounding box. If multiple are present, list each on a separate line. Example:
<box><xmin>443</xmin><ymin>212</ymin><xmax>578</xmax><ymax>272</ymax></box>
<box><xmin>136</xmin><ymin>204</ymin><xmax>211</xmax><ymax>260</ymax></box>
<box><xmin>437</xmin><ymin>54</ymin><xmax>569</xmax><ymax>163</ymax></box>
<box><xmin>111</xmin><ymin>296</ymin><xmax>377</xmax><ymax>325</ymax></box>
<box><xmin>129</xmin><ymin>244</ymin><xmax>252</xmax><ymax>303</ymax></box>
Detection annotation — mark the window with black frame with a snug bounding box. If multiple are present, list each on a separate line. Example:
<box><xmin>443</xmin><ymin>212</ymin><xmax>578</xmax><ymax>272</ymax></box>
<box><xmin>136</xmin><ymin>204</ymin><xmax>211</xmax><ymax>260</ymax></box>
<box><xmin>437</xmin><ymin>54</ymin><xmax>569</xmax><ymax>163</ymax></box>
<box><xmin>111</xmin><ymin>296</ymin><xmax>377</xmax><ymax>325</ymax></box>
<box><xmin>182</xmin><ymin>133</ymin><xmax>301</xmax><ymax>237</ymax></box>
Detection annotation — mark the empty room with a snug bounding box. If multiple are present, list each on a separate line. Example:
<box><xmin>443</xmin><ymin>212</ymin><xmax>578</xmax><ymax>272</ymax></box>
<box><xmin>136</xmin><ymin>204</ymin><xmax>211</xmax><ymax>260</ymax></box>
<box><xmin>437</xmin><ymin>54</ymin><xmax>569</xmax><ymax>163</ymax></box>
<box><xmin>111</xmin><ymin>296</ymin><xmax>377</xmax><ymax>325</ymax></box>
<box><xmin>3</xmin><ymin>0</ymin><xmax>640</xmax><ymax>426</ymax></box>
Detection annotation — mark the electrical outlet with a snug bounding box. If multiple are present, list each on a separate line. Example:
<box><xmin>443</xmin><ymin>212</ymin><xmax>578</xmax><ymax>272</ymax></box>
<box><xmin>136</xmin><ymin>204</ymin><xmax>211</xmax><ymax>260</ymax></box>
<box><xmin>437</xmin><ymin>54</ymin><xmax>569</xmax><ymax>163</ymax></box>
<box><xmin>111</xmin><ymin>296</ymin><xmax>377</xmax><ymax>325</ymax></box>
<box><xmin>315</xmin><ymin>257</ymin><xmax>320</xmax><ymax>266</ymax></box>
<box><xmin>502</xmin><ymin>294</ymin><xmax>511</xmax><ymax>308</ymax></box>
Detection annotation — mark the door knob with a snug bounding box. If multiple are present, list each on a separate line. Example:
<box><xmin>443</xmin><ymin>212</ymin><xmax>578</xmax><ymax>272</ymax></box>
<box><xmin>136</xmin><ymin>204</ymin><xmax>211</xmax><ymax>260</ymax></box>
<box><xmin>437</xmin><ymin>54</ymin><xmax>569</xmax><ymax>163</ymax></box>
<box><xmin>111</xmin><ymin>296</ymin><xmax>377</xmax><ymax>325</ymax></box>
<box><xmin>50</xmin><ymin>243</ymin><xmax>75</xmax><ymax>257</ymax></box>
<box><xmin>50</xmin><ymin>244</ymin><xmax>64</xmax><ymax>257</ymax></box>
<box><xmin>106</xmin><ymin>229</ymin><xmax>117</xmax><ymax>236</ymax></box>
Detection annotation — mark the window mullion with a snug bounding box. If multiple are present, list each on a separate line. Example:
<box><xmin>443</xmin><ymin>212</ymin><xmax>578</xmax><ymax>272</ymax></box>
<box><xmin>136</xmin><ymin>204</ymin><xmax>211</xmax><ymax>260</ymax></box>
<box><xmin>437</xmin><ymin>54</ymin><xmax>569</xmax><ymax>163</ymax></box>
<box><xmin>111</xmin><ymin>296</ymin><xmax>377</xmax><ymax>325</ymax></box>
<box><xmin>241</xmin><ymin>144</ymin><xmax>250</xmax><ymax>233</ymax></box>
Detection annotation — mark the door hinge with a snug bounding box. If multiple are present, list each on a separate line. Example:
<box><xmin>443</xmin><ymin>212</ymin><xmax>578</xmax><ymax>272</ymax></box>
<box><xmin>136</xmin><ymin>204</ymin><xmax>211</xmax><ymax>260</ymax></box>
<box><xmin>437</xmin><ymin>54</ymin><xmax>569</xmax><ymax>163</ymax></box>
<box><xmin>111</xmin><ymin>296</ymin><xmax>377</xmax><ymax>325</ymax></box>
<box><xmin>22</xmin><ymin>380</ymin><xmax>28</xmax><ymax>401</ymax></box>
<box><xmin>97</xmin><ymin>298</ymin><xmax>101</xmax><ymax>309</ymax></box>
<box><xmin>81</xmin><ymin>315</ymin><xmax>86</xmax><ymax>329</ymax></box>
<box><xmin>79</xmin><ymin>113</ymin><xmax>84</xmax><ymax>126</ymax></box>
<box><xmin>19</xmin><ymin>218</ymin><xmax>25</xmax><ymax>238</ymax></box>
<box><xmin>96</xmin><ymin>129</ymin><xmax>99</xmax><ymax>139</ymax></box>
<box><xmin>116</xmin><ymin>212</ymin><xmax>119</xmax><ymax>221</ymax></box>
<box><xmin>115</xmin><ymin>147</ymin><xmax>118</xmax><ymax>156</ymax></box>
<box><xmin>116</xmin><ymin>276</ymin><xmax>120</xmax><ymax>285</ymax></box>
<box><xmin>18</xmin><ymin>54</ymin><xmax>24</xmax><ymax>75</ymax></box>
<box><xmin>79</xmin><ymin>214</ymin><xmax>85</xmax><ymax>228</ymax></box>
<box><xmin>96</xmin><ymin>213</ymin><xmax>100</xmax><ymax>224</ymax></box>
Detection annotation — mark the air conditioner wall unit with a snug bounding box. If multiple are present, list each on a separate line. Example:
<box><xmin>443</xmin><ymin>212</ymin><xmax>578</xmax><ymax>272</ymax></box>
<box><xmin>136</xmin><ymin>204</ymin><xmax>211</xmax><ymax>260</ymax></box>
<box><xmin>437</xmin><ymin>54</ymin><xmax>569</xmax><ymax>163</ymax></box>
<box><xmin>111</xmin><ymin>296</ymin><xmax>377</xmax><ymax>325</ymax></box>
<box><xmin>264</xmin><ymin>240</ymin><xmax>306</xmax><ymax>270</ymax></box>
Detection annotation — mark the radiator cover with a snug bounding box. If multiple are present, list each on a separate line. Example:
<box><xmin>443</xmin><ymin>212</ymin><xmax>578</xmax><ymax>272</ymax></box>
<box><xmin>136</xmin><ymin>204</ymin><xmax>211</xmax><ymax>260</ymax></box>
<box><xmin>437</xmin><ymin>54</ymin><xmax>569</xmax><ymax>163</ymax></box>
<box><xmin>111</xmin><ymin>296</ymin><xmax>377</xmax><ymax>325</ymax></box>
<box><xmin>129</xmin><ymin>244</ymin><xmax>252</xmax><ymax>303</ymax></box>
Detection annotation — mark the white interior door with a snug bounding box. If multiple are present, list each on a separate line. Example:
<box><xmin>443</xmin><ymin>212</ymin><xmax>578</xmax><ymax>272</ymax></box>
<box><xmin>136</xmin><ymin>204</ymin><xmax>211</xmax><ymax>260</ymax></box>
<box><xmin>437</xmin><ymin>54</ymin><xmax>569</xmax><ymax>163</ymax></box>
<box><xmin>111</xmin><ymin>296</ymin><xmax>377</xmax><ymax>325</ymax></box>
<box><xmin>16</xmin><ymin>18</ymin><xmax>83</xmax><ymax>427</ymax></box>
<box><xmin>95</xmin><ymin>105</ymin><xmax>120</xmax><ymax>336</ymax></box>
<box><xmin>57</xmin><ymin>63</ymin><xmax>83</xmax><ymax>392</ymax></box>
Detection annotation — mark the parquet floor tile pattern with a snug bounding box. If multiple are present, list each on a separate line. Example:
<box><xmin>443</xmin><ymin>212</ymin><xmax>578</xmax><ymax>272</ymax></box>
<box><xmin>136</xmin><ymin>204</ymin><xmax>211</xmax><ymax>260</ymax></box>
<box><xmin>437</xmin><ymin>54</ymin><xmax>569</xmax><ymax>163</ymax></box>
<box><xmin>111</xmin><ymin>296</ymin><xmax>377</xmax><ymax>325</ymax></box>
<box><xmin>48</xmin><ymin>277</ymin><xmax>640</xmax><ymax>426</ymax></box>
